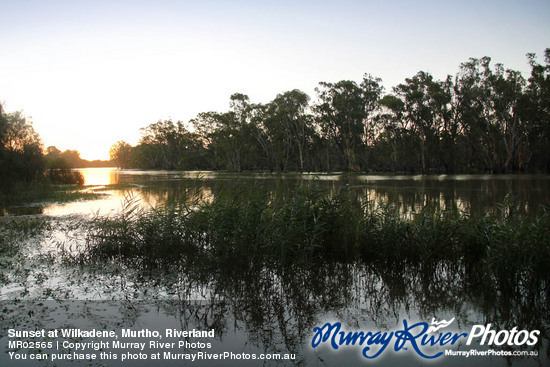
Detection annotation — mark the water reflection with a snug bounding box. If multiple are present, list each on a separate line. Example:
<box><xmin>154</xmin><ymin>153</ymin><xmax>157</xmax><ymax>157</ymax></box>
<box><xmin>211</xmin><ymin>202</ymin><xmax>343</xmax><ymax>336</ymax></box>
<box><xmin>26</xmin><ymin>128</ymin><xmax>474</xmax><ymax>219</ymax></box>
<box><xmin>77</xmin><ymin>167</ymin><xmax>119</xmax><ymax>186</ymax></box>
<box><xmin>2</xmin><ymin>170</ymin><xmax>550</xmax><ymax>366</ymax></box>
<box><xmin>1</xmin><ymin>256</ymin><xmax>547</xmax><ymax>366</ymax></box>
<box><xmin>66</xmin><ymin>169</ymin><xmax>550</xmax><ymax>219</ymax></box>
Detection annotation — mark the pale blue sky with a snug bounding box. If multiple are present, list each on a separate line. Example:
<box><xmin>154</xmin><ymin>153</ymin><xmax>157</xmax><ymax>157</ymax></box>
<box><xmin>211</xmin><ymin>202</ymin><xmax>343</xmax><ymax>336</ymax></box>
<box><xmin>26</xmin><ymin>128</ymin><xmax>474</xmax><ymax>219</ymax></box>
<box><xmin>1</xmin><ymin>0</ymin><xmax>549</xmax><ymax>159</ymax></box>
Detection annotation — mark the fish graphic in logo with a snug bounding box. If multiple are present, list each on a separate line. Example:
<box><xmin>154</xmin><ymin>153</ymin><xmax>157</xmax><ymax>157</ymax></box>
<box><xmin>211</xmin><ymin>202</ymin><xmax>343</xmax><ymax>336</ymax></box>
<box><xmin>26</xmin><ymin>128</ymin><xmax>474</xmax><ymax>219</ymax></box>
<box><xmin>426</xmin><ymin>317</ymin><xmax>455</xmax><ymax>333</ymax></box>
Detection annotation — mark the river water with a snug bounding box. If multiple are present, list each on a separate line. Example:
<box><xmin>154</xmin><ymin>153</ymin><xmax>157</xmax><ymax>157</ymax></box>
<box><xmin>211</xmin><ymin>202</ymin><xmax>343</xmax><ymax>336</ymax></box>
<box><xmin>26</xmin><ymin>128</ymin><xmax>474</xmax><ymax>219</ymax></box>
<box><xmin>42</xmin><ymin>168</ymin><xmax>550</xmax><ymax>218</ymax></box>
<box><xmin>0</xmin><ymin>168</ymin><xmax>548</xmax><ymax>366</ymax></box>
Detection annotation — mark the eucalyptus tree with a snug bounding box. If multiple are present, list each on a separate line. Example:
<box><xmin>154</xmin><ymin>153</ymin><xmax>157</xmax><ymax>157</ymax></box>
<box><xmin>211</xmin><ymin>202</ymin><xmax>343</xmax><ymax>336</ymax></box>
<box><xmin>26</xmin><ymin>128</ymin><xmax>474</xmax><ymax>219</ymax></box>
<box><xmin>247</xmin><ymin>102</ymin><xmax>276</xmax><ymax>171</ymax></box>
<box><xmin>394</xmin><ymin>71</ymin><xmax>441</xmax><ymax>173</ymax></box>
<box><xmin>453</xmin><ymin>58</ymin><xmax>491</xmax><ymax>171</ymax></box>
<box><xmin>376</xmin><ymin>94</ymin><xmax>406</xmax><ymax>172</ymax></box>
<box><xmin>0</xmin><ymin>106</ymin><xmax>44</xmax><ymax>185</ymax></box>
<box><xmin>138</xmin><ymin>119</ymin><xmax>202</xmax><ymax>169</ymax></box>
<box><xmin>525</xmin><ymin>49</ymin><xmax>550</xmax><ymax>171</ymax></box>
<box><xmin>263</xmin><ymin>89</ymin><xmax>312</xmax><ymax>172</ymax></box>
<box><xmin>0</xmin><ymin>110</ymin><xmax>41</xmax><ymax>152</ymax></box>
<box><xmin>138</xmin><ymin>120</ymin><xmax>173</xmax><ymax>168</ymax></box>
<box><xmin>315</xmin><ymin>74</ymin><xmax>383</xmax><ymax>172</ymax></box>
<box><xmin>428</xmin><ymin>75</ymin><xmax>461</xmax><ymax>173</ymax></box>
<box><xmin>109</xmin><ymin>141</ymin><xmax>134</xmax><ymax>169</ymax></box>
<box><xmin>489</xmin><ymin>65</ymin><xmax>527</xmax><ymax>171</ymax></box>
<box><xmin>192</xmin><ymin>111</ymin><xmax>236</xmax><ymax>170</ymax></box>
<box><xmin>455</xmin><ymin>57</ymin><xmax>527</xmax><ymax>172</ymax></box>
<box><xmin>192</xmin><ymin>93</ymin><xmax>260</xmax><ymax>171</ymax></box>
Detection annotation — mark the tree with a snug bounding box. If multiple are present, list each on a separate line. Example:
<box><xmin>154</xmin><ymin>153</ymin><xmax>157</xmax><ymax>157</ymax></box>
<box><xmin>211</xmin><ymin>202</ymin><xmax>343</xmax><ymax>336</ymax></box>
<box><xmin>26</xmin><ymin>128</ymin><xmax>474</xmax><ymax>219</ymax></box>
<box><xmin>105</xmin><ymin>49</ymin><xmax>550</xmax><ymax>173</ymax></box>
<box><xmin>315</xmin><ymin>74</ymin><xmax>383</xmax><ymax>171</ymax></box>
<box><xmin>0</xmin><ymin>110</ymin><xmax>41</xmax><ymax>152</ymax></box>
<box><xmin>60</xmin><ymin>149</ymin><xmax>83</xmax><ymax>168</ymax></box>
<box><xmin>455</xmin><ymin>57</ymin><xmax>527</xmax><ymax>172</ymax></box>
<box><xmin>394</xmin><ymin>71</ymin><xmax>439</xmax><ymax>173</ymax></box>
<box><xmin>193</xmin><ymin>94</ymin><xmax>260</xmax><ymax>171</ymax></box>
<box><xmin>0</xmin><ymin>106</ymin><xmax>45</xmax><ymax>186</ymax></box>
<box><xmin>136</xmin><ymin>120</ymin><xmax>203</xmax><ymax>170</ymax></box>
<box><xmin>109</xmin><ymin>141</ymin><xmax>133</xmax><ymax>169</ymax></box>
<box><xmin>193</xmin><ymin>111</ymin><xmax>244</xmax><ymax>171</ymax></box>
<box><xmin>376</xmin><ymin>94</ymin><xmax>405</xmax><ymax>172</ymax></box>
<box><xmin>264</xmin><ymin>90</ymin><xmax>312</xmax><ymax>172</ymax></box>
<box><xmin>524</xmin><ymin>49</ymin><xmax>550</xmax><ymax>171</ymax></box>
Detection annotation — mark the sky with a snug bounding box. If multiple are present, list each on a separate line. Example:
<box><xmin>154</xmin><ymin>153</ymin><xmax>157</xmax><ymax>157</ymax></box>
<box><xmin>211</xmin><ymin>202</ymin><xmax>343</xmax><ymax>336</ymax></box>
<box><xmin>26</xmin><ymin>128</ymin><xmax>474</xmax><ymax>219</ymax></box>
<box><xmin>1</xmin><ymin>0</ymin><xmax>549</xmax><ymax>160</ymax></box>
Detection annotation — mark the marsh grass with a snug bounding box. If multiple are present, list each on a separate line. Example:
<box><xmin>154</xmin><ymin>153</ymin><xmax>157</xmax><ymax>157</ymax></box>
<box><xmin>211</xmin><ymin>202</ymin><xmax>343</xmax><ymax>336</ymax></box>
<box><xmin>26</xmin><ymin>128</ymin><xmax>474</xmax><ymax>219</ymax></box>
<box><xmin>17</xmin><ymin>184</ymin><xmax>543</xmax><ymax>355</ymax></box>
<box><xmin>47</xmin><ymin>187</ymin><xmax>105</xmax><ymax>203</ymax></box>
<box><xmin>0</xmin><ymin>217</ymin><xmax>52</xmax><ymax>252</ymax></box>
<box><xmin>1</xmin><ymin>182</ymin><xmax>105</xmax><ymax>212</ymax></box>
<box><xmin>0</xmin><ymin>216</ymin><xmax>54</xmax><ymax>288</ymax></box>
<box><xmin>2</xmin><ymin>182</ymin><xmax>546</xmax><ymax>360</ymax></box>
<box><xmin>74</xmin><ymin>184</ymin><xmax>550</xmax><ymax>286</ymax></box>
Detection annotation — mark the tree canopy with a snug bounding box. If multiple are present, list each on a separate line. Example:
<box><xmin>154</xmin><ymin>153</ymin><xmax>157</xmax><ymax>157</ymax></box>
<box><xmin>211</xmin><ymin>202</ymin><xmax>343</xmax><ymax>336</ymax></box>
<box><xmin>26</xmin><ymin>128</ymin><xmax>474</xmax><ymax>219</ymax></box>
<box><xmin>92</xmin><ymin>50</ymin><xmax>550</xmax><ymax>173</ymax></box>
<box><xmin>0</xmin><ymin>106</ymin><xmax>44</xmax><ymax>187</ymax></box>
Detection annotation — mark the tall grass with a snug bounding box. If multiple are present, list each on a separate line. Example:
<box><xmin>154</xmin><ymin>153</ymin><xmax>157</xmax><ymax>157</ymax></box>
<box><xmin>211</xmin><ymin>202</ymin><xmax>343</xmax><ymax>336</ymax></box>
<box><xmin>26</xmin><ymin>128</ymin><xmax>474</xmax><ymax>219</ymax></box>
<box><xmin>60</xmin><ymin>186</ymin><xmax>550</xmax><ymax>349</ymax></box>
<box><xmin>75</xmin><ymin>185</ymin><xmax>550</xmax><ymax>285</ymax></box>
<box><xmin>0</xmin><ymin>217</ymin><xmax>53</xmax><ymax>286</ymax></box>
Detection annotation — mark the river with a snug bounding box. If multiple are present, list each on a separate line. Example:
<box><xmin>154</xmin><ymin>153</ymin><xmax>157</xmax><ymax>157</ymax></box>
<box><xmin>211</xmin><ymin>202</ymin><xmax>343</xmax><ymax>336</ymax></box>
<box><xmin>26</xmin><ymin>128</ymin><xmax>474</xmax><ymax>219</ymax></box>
<box><xmin>0</xmin><ymin>168</ymin><xmax>548</xmax><ymax>366</ymax></box>
<box><xmin>38</xmin><ymin>168</ymin><xmax>550</xmax><ymax>218</ymax></box>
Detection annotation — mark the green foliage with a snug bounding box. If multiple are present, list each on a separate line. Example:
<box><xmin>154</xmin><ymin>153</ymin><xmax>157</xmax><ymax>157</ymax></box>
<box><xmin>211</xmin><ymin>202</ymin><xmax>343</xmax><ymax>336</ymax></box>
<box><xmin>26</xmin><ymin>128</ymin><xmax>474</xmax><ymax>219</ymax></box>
<box><xmin>78</xmin><ymin>186</ymin><xmax>550</xmax><ymax>291</ymax></box>
<box><xmin>0</xmin><ymin>106</ymin><xmax>45</xmax><ymax>187</ymax></box>
<box><xmin>44</xmin><ymin>169</ymin><xmax>84</xmax><ymax>185</ymax></box>
<box><xmin>263</xmin><ymin>90</ymin><xmax>313</xmax><ymax>172</ymax></box>
<box><xmin>44</xmin><ymin>146</ymin><xmax>84</xmax><ymax>169</ymax></box>
<box><xmin>109</xmin><ymin>141</ymin><xmax>133</xmax><ymax>168</ymax></box>
<box><xmin>0</xmin><ymin>105</ymin><xmax>86</xmax><ymax>207</ymax></box>
<box><xmin>108</xmin><ymin>48</ymin><xmax>550</xmax><ymax>174</ymax></box>
<box><xmin>315</xmin><ymin>75</ymin><xmax>383</xmax><ymax>172</ymax></box>
<box><xmin>130</xmin><ymin>120</ymin><xmax>209</xmax><ymax>170</ymax></box>
<box><xmin>525</xmin><ymin>49</ymin><xmax>550</xmax><ymax>171</ymax></box>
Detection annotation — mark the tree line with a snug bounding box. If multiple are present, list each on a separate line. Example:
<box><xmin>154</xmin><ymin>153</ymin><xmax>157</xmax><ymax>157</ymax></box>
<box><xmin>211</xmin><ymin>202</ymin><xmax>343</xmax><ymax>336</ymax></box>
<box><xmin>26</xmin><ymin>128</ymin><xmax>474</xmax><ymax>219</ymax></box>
<box><xmin>0</xmin><ymin>105</ymin><xmax>110</xmax><ymax>193</ymax></box>
<box><xmin>121</xmin><ymin>50</ymin><xmax>548</xmax><ymax>173</ymax></box>
<box><xmin>110</xmin><ymin>50</ymin><xmax>550</xmax><ymax>174</ymax></box>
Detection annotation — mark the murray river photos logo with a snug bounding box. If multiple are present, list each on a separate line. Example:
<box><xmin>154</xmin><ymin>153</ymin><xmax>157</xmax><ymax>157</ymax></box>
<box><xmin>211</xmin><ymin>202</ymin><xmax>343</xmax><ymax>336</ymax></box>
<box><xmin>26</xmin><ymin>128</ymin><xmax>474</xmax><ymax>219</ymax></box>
<box><xmin>311</xmin><ymin>318</ymin><xmax>540</xmax><ymax>360</ymax></box>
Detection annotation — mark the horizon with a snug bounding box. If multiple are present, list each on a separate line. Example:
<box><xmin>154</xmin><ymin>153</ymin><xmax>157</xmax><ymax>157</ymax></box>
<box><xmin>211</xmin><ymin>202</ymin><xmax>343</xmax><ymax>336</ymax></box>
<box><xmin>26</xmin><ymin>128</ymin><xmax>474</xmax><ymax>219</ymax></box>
<box><xmin>1</xmin><ymin>0</ymin><xmax>549</xmax><ymax>161</ymax></box>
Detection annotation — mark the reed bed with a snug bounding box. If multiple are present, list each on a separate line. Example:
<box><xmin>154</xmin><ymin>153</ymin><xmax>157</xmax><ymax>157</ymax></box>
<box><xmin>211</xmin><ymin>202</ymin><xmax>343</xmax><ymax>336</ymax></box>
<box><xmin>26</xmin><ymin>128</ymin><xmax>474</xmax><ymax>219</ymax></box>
<box><xmin>75</xmin><ymin>185</ymin><xmax>550</xmax><ymax>285</ymax></box>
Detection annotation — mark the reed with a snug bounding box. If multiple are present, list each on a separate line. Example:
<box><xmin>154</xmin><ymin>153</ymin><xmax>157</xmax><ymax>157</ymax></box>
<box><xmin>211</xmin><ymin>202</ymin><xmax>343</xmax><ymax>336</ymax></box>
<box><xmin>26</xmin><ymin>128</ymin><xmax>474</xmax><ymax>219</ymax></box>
<box><xmin>74</xmin><ymin>185</ymin><xmax>549</xmax><ymax>286</ymax></box>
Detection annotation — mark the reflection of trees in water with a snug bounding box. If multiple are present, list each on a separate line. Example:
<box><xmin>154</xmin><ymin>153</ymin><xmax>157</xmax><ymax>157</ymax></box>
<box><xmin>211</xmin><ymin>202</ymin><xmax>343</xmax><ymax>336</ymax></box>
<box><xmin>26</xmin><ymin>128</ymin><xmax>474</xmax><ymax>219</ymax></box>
<box><xmin>72</xmin><ymin>178</ymin><xmax>550</xmax><ymax>360</ymax></box>
<box><xmin>108</xmin><ymin>258</ymin><xmax>549</xmax><ymax>358</ymax></box>
<box><xmin>1</xmin><ymin>257</ymin><xmax>547</xmax><ymax>364</ymax></box>
<box><xmin>130</xmin><ymin>175</ymin><xmax>550</xmax><ymax>220</ymax></box>
<box><xmin>352</xmin><ymin>177</ymin><xmax>549</xmax><ymax>218</ymax></box>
